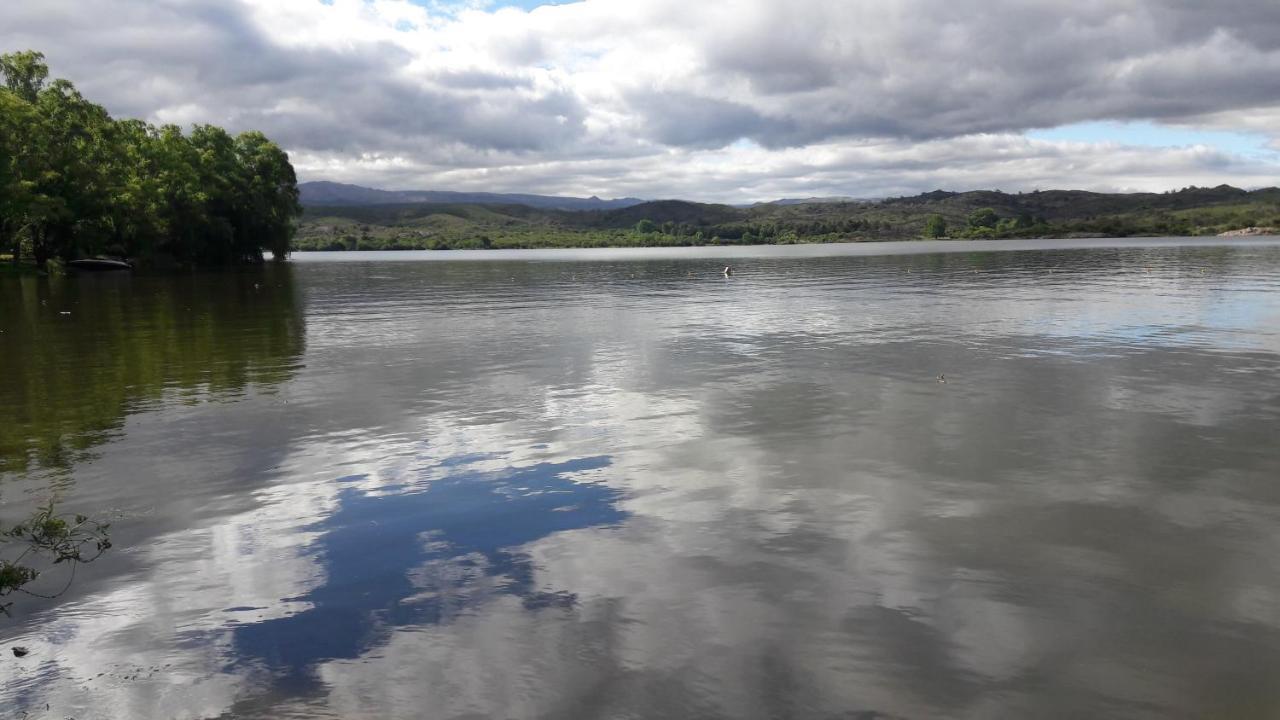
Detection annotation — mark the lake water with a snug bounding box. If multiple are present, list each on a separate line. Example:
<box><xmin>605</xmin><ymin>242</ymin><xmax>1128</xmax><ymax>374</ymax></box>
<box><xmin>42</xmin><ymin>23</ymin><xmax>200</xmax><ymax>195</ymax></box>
<box><xmin>3</xmin><ymin>238</ymin><xmax>1280</xmax><ymax>719</ymax></box>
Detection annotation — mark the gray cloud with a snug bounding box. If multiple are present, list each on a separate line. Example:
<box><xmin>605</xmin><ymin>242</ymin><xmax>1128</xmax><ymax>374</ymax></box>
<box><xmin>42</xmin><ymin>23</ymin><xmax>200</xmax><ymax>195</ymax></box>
<box><xmin>627</xmin><ymin>90</ymin><xmax>778</xmax><ymax>149</ymax></box>
<box><xmin>432</xmin><ymin>68</ymin><xmax>534</xmax><ymax>90</ymax></box>
<box><xmin>662</xmin><ymin>0</ymin><xmax>1280</xmax><ymax>145</ymax></box>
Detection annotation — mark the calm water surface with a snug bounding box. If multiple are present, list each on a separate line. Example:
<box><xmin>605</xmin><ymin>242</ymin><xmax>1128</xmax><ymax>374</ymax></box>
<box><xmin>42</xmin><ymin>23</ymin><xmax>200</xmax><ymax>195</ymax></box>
<box><xmin>2</xmin><ymin>238</ymin><xmax>1280</xmax><ymax>719</ymax></box>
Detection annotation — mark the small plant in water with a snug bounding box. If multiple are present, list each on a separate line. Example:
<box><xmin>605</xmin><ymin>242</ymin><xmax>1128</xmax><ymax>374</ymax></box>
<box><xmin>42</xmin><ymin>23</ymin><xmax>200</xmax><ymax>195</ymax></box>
<box><xmin>1</xmin><ymin>502</ymin><xmax>111</xmax><ymax>617</ymax></box>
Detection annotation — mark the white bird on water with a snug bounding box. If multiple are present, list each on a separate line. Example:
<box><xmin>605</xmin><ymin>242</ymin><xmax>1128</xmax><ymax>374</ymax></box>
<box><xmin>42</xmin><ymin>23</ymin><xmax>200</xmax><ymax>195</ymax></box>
<box><xmin>723</xmin><ymin>265</ymin><xmax>733</xmax><ymax>276</ymax></box>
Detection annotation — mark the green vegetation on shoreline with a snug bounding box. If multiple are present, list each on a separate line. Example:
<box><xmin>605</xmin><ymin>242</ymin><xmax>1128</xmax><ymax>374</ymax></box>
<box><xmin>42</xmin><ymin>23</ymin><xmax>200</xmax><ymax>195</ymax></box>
<box><xmin>296</xmin><ymin>185</ymin><xmax>1280</xmax><ymax>251</ymax></box>
<box><xmin>1</xmin><ymin>50</ymin><xmax>301</xmax><ymax>270</ymax></box>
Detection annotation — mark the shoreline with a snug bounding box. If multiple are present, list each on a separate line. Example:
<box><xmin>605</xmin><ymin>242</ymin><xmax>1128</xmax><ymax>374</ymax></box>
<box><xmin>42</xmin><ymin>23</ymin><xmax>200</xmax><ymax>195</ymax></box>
<box><xmin>282</xmin><ymin>235</ymin><xmax>1280</xmax><ymax>263</ymax></box>
<box><xmin>9</xmin><ymin>235</ymin><xmax>1276</xmax><ymax>273</ymax></box>
<box><xmin>292</xmin><ymin>231</ymin><xmax>1280</xmax><ymax>255</ymax></box>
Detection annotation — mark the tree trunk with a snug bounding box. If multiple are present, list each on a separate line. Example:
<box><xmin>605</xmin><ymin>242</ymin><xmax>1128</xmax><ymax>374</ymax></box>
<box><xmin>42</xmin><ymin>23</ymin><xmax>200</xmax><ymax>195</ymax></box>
<box><xmin>32</xmin><ymin>227</ymin><xmax>50</xmax><ymax>270</ymax></box>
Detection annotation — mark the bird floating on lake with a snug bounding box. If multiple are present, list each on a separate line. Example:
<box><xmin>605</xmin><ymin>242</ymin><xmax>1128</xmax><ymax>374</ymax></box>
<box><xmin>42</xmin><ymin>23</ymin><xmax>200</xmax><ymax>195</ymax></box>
<box><xmin>937</xmin><ymin>374</ymin><xmax>947</xmax><ymax>384</ymax></box>
<box><xmin>723</xmin><ymin>266</ymin><xmax>733</xmax><ymax>276</ymax></box>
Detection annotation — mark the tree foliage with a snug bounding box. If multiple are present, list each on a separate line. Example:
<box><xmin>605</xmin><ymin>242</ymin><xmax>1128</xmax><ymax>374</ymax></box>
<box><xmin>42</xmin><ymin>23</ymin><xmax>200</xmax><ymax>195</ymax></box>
<box><xmin>923</xmin><ymin>214</ymin><xmax>947</xmax><ymax>238</ymax></box>
<box><xmin>0</xmin><ymin>50</ymin><xmax>301</xmax><ymax>268</ymax></box>
<box><xmin>967</xmin><ymin>207</ymin><xmax>999</xmax><ymax>229</ymax></box>
<box><xmin>0</xmin><ymin>50</ymin><xmax>47</xmax><ymax>102</ymax></box>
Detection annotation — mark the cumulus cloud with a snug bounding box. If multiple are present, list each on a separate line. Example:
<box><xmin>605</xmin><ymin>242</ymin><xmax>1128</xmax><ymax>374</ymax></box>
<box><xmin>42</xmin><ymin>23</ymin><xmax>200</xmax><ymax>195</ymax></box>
<box><xmin>2</xmin><ymin>0</ymin><xmax>1278</xmax><ymax>199</ymax></box>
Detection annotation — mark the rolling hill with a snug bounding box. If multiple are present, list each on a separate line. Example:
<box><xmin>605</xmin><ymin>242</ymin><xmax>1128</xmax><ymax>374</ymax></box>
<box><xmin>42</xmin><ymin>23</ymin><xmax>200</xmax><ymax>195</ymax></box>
<box><xmin>294</xmin><ymin>184</ymin><xmax>1280</xmax><ymax>251</ymax></box>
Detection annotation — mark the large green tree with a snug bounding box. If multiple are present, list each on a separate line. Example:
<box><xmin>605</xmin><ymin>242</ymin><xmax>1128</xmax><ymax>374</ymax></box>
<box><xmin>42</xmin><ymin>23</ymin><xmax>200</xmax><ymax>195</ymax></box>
<box><xmin>235</xmin><ymin>131</ymin><xmax>301</xmax><ymax>260</ymax></box>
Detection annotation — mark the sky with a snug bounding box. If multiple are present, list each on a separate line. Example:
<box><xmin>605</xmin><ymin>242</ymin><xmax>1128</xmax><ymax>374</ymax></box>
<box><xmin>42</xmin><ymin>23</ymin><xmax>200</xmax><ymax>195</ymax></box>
<box><xmin>2</xmin><ymin>0</ymin><xmax>1279</xmax><ymax>202</ymax></box>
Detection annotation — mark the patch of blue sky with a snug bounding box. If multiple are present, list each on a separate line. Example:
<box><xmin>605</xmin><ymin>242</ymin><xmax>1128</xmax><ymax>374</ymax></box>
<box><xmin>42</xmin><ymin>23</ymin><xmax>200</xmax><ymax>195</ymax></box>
<box><xmin>1029</xmin><ymin>121</ymin><xmax>1275</xmax><ymax>158</ymax></box>
<box><xmin>321</xmin><ymin>0</ymin><xmax>561</xmax><ymax>24</ymax></box>
<box><xmin>487</xmin><ymin>0</ymin><xmax>565</xmax><ymax>8</ymax></box>
<box><xmin>405</xmin><ymin>0</ymin><xmax>566</xmax><ymax>12</ymax></box>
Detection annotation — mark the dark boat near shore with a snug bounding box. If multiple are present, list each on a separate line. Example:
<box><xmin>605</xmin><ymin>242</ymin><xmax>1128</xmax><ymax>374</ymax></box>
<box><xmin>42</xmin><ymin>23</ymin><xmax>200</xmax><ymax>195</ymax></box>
<box><xmin>67</xmin><ymin>258</ymin><xmax>133</xmax><ymax>272</ymax></box>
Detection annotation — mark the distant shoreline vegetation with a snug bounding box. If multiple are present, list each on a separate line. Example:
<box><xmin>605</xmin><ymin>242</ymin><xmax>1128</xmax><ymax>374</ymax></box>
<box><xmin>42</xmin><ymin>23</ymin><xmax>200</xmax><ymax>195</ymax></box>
<box><xmin>1</xmin><ymin>51</ymin><xmax>300</xmax><ymax>271</ymax></box>
<box><xmin>295</xmin><ymin>185</ymin><xmax>1280</xmax><ymax>252</ymax></box>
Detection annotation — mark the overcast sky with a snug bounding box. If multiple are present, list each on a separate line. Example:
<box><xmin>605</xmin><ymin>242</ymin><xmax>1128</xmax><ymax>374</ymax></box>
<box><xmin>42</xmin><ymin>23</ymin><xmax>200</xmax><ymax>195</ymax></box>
<box><xmin>4</xmin><ymin>0</ymin><xmax>1280</xmax><ymax>202</ymax></box>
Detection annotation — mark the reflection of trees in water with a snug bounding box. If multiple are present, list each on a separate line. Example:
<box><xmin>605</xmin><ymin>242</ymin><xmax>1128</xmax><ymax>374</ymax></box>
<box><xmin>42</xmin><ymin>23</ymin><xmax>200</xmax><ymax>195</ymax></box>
<box><xmin>0</xmin><ymin>265</ymin><xmax>305</xmax><ymax>478</ymax></box>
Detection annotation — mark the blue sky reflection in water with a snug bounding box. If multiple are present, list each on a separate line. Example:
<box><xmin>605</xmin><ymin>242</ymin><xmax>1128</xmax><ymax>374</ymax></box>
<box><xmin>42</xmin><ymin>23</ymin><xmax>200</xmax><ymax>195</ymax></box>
<box><xmin>1</xmin><ymin>239</ymin><xmax>1280</xmax><ymax>718</ymax></box>
<box><xmin>229</xmin><ymin>454</ymin><xmax>621</xmax><ymax>687</ymax></box>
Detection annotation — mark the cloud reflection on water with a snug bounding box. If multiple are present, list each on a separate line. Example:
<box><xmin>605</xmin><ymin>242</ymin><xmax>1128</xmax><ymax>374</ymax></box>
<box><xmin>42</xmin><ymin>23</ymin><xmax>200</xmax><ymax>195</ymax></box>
<box><xmin>230</xmin><ymin>454</ymin><xmax>621</xmax><ymax>686</ymax></box>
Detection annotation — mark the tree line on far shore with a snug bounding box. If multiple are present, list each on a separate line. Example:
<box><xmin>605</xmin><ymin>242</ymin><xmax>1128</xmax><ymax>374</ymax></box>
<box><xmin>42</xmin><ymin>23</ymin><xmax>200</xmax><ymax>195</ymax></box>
<box><xmin>0</xmin><ymin>50</ymin><xmax>301</xmax><ymax>269</ymax></box>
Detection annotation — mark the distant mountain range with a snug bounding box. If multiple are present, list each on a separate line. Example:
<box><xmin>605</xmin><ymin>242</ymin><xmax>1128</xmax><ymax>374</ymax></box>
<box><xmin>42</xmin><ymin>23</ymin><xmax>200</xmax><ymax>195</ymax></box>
<box><xmin>748</xmin><ymin>196</ymin><xmax>869</xmax><ymax>206</ymax></box>
<box><xmin>295</xmin><ymin>183</ymin><xmax>1280</xmax><ymax>252</ymax></box>
<box><xmin>299</xmin><ymin>180</ymin><xmax>878</xmax><ymax>210</ymax></box>
<box><xmin>299</xmin><ymin>181</ymin><xmax>647</xmax><ymax>211</ymax></box>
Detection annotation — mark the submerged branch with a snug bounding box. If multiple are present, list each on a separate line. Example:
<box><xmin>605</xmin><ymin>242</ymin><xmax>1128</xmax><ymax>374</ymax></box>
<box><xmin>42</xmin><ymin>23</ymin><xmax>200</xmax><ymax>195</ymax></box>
<box><xmin>1</xmin><ymin>501</ymin><xmax>112</xmax><ymax>616</ymax></box>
